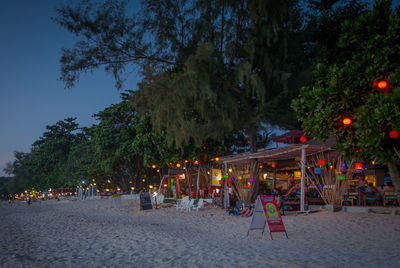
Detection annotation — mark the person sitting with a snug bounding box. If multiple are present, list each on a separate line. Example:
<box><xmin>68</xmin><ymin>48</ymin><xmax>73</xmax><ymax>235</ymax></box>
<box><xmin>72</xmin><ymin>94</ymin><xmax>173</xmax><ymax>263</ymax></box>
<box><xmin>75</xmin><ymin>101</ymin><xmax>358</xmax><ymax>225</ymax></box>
<box><xmin>365</xmin><ymin>183</ymin><xmax>378</xmax><ymax>195</ymax></box>
<box><xmin>284</xmin><ymin>183</ymin><xmax>300</xmax><ymax>199</ymax></box>
<box><xmin>384</xmin><ymin>182</ymin><xmax>395</xmax><ymax>193</ymax></box>
<box><xmin>272</xmin><ymin>188</ymin><xmax>284</xmax><ymax>216</ymax></box>
<box><xmin>238</xmin><ymin>205</ymin><xmax>254</xmax><ymax>217</ymax></box>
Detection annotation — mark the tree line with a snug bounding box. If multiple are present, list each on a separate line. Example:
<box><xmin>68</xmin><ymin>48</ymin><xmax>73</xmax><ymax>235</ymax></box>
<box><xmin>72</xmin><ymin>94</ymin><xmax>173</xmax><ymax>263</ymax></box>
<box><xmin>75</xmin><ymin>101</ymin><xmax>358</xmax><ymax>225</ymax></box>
<box><xmin>2</xmin><ymin>0</ymin><xmax>400</xmax><ymax>198</ymax></box>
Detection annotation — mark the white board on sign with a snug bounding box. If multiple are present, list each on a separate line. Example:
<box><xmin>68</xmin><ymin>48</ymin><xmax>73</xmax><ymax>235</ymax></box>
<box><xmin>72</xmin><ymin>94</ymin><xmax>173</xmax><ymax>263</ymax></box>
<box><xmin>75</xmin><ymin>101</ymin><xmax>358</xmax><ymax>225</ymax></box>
<box><xmin>247</xmin><ymin>197</ymin><xmax>266</xmax><ymax>234</ymax></box>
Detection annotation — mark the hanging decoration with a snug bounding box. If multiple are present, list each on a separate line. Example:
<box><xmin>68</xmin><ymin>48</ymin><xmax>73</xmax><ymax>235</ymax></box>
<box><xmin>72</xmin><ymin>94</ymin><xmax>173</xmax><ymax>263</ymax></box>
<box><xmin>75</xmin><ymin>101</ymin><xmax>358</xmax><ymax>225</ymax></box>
<box><xmin>389</xmin><ymin>130</ymin><xmax>399</xmax><ymax>139</ymax></box>
<box><xmin>300</xmin><ymin>136</ymin><xmax>307</xmax><ymax>143</ymax></box>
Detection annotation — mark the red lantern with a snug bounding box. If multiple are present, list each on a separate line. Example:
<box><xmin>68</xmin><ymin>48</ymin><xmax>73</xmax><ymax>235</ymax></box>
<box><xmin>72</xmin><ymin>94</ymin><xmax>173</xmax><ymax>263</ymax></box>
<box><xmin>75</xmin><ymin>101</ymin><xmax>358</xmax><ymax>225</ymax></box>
<box><xmin>227</xmin><ymin>178</ymin><xmax>232</xmax><ymax>183</ymax></box>
<box><xmin>194</xmin><ymin>160</ymin><xmax>199</xmax><ymax>165</ymax></box>
<box><xmin>343</xmin><ymin>118</ymin><xmax>352</xmax><ymax>126</ymax></box>
<box><xmin>389</xmin><ymin>130</ymin><xmax>399</xmax><ymax>139</ymax></box>
<box><xmin>378</xmin><ymin>80</ymin><xmax>387</xmax><ymax>89</ymax></box>
<box><xmin>355</xmin><ymin>162</ymin><xmax>363</xmax><ymax>170</ymax></box>
<box><xmin>373</xmin><ymin>80</ymin><xmax>390</xmax><ymax>93</ymax></box>
<box><xmin>300</xmin><ymin>136</ymin><xmax>307</xmax><ymax>143</ymax></box>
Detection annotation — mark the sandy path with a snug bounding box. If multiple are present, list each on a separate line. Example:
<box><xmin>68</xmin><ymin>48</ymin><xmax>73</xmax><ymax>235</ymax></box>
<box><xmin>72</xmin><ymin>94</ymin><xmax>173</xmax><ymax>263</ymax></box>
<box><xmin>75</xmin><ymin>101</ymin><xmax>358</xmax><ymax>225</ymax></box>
<box><xmin>1</xmin><ymin>199</ymin><xmax>400</xmax><ymax>268</ymax></box>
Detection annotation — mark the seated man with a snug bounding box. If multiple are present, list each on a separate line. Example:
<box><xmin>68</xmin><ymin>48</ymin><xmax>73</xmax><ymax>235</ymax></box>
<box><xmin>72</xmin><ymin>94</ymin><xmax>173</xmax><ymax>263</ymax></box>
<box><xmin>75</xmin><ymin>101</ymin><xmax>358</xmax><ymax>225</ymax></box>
<box><xmin>384</xmin><ymin>182</ymin><xmax>395</xmax><ymax>193</ymax></box>
<box><xmin>238</xmin><ymin>205</ymin><xmax>254</xmax><ymax>217</ymax></box>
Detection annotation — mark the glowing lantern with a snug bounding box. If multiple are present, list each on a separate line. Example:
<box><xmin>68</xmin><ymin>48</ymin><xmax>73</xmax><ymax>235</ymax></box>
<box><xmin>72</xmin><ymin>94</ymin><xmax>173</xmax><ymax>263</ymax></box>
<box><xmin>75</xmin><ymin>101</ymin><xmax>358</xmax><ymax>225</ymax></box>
<box><xmin>378</xmin><ymin>80</ymin><xmax>387</xmax><ymax>89</ymax></box>
<box><xmin>216</xmin><ymin>188</ymin><xmax>220</xmax><ymax>194</ymax></box>
<box><xmin>389</xmin><ymin>130</ymin><xmax>399</xmax><ymax>139</ymax></box>
<box><xmin>343</xmin><ymin>118</ymin><xmax>352</xmax><ymax>126</ymax></box>
<box><xmin>227</xmin><ymin>178</ymin><xmax>232</xmax><ymax>183</ymax></box>
<box><xmin>300</xmin><ymin>136</ymin><xmax>307</xmax><ymax>143</ymax></box>
<box><xmin>231</xmin><ymin>178</ymin><xmax>235</xmax><ymax>182</ymax></box>
<box><xmin>355</xmin><ymin>162</ymin><xmax>363</xmax><ymax>170</ymax></box>
<box><xmin>184</xmin><ymin>160</ymin><xmax>188</xmax><ymax>163</ymax></box>
<box><xmin>223</xmin><ymin>174</ymin><xmax>229</xmax><ymax>179</ymax></box>
<box><xmin>271</xmin><ymin>161</ymin><xmax>276</xmax><ymax>168</ymax></box>
<box><xmin>228</xmin><ymin>168</ymin><xmax>233</xmax><ymax>173</ymax></box>
<box><xmin>152</xmin><ymin>164</ymin><xmax>156</xmax><ymax>169</ymax></box>
<box><xmin>194</xmin><ymin>160</ymin><xmax>199</xmax><ymax>165</ymax></box>
<box><xmin>250</xmin><ymin>178</ymin><xmax>255</xmax><ymax>182</ymax></box>
<box><xmin>318</xmin><ymin>160</ymin><xmax>326</xmax><ymax>166</ymax></box>
<box><xmin>338</xmin><ymin>175</ymin><xmax>346</xmax><ymax>180</ymax></box>
<box><xmin>156</xmin><ymin>169</ymin><xmax>160</xmax><ymax>173</ymax></box>
<box><xmin>259</xmin><ymin>163</ymin><xmax>263</xmax><ymax>169</ymax></box>
<box><xmin>176</xmin><ymin>163</ymin><xmax>181</xmax><ymax>168</ymax></box>
<box><xmin>215</xmin><ymin>157</ymin><xmax>220</xmax><ymax>162</ymax></box>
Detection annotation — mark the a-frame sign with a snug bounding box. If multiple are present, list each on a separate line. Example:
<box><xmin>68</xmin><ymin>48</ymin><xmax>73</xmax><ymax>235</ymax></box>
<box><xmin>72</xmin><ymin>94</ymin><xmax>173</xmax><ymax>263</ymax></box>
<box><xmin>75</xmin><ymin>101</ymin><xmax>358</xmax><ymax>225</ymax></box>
<box><xmin>247</xmin><ymin>195</ymin><xmax>288</xmax><ymax>239</ymax></box>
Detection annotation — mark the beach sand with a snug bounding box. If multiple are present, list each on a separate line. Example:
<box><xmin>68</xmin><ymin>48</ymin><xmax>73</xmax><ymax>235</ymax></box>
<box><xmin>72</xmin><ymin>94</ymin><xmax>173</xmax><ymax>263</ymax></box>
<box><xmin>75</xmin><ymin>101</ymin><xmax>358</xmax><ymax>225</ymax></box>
<box><xmin>1</xmin><ymin>199</ymin><xmax>400</xmax><ymax>268</ymax></box>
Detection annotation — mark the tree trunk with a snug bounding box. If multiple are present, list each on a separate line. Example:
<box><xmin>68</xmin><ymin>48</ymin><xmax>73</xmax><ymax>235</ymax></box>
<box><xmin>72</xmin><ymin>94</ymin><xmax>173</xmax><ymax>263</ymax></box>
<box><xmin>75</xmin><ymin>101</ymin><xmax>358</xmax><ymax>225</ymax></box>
<box><xmin>387</xmin><ymin>161</ymin><xmax>400</xmax><ymax>192</ymax></box>
<box><xmin>249</xmin><ymin>134</ymin><xmax>260</xmax><ymax>202</ymax></box>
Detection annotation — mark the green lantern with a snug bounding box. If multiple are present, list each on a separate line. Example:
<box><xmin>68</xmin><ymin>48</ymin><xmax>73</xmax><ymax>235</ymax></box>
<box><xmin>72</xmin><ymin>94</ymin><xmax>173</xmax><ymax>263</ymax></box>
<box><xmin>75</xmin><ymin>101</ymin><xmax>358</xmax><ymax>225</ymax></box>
<box><xmin>223</xmin><ymin>174</ymin><xmax>229</xmax><ymax>179</ymax></box>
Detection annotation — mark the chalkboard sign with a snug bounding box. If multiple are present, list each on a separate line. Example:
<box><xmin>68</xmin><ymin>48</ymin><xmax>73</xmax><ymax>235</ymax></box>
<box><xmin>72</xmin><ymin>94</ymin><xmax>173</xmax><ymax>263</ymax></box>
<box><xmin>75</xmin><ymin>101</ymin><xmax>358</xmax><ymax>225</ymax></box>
<box><xmin>140</xmin><ymin>192</ymin><xmax>153</xmax><ymax>210</ymax></box>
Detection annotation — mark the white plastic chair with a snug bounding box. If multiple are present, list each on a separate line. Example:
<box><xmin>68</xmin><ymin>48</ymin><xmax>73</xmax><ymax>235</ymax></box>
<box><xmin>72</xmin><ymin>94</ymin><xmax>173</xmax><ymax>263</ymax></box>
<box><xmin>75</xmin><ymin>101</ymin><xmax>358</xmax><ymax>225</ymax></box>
<box><xmin>182</xmin><ymin>198</ymin><xmax>195</xmax><ymax>212</ymax></box>
<box><xmin>175</xmin><ymin>196</ymin><xmax>189</xmax><ymax>211</ymax></box>
<box><xmin>192</xmin><ymin>199</ymin><xmax>204</xmax><ymax>213</ymax></box>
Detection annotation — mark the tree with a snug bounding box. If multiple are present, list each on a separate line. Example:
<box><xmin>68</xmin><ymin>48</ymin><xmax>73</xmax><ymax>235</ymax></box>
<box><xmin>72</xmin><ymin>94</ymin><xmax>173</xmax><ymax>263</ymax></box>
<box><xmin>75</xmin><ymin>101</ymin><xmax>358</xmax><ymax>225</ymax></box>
<box><xmin>292</xmin><ymin>0</ymin><xmax>400</xmax><ymax>190</ymax></box>
<box><xmin>56</xmin><ymin>0</ymin><xmax>308</xmax><ymax>201</ymax></box>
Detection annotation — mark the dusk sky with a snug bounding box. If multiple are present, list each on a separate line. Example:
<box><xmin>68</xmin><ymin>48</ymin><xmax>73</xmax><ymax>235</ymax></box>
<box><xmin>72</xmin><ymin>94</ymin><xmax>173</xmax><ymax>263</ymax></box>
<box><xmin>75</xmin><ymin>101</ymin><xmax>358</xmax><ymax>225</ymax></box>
<box><xmin>0</xmin><ymin>0</ymin><xmax>141</xmax><ymax>176</ymax></box>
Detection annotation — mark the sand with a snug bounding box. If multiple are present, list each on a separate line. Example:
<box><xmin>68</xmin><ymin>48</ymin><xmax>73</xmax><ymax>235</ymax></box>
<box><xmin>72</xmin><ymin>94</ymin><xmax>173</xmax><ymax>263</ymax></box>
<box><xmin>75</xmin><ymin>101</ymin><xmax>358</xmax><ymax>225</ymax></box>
<box><xmin>1</xmin><ymin>198</ymin><xmax>400</xmax><ymax>268</ymax></box>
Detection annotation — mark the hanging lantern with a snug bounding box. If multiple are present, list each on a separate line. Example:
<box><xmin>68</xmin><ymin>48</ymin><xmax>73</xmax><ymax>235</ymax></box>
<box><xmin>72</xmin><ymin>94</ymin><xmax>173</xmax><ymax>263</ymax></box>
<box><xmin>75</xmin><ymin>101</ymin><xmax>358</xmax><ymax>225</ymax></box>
<box><xmin>373</xmin><ymin>80</ymin><xmax>390</xmax><ymax>93</ymax></box>
<box><xmin>151</xmin><ymin>164</ymin><xmax>156</xmax><ymax>169</ymax></box>
<box><xmin>227</xmin><ymin>178</ymin><xmax>232</xmax><ymax>183</ymax></box>
<box><xmin>342</xmin><ymin>117</ymin><xmax>352</xmax><ymax>126</ymax></box>
<box><xmin>271</xmin><ymin>161</ymin><xmax>276</xmax><ymax>168</ymax></box>
<box><xmin>215</xmin><ymin>157</ymin><xmax>220</xmax><ymax>162</ymax></box>
<box><xmin>223</xmin><ymin>174</ymin><xmax>229</xmax><ymax>179</ymax></box>
<box><xmin>184</xmin><ymin>160</ymin><xmax>188</xmax><ymax>163</ymax></box>
<box><xmin>338</xmin><ymin>175</ymin><xmax>346</xmax><ymax>180</ymax></box>
<box><xmin>176</xmin><ymin>163</ymin><xmax>181</xmax><ymax>168</ymax></box>
<box><xmin>194</xmin><ymin>160</ymin><xmax>199</xmax><ymax>165</ymax></box>
<box><xmin>389</xmin><ymin>130</ymin><xmax>399</xmax><ymax>139</ymax></box>
<box><xmin>300</xmin><ymin>136</ymin><xmax>307</xmax><ymax>143</ymax></box>
<box><xmin>156</xmin><ymin>169</ymin><xmax>160</xmax><ymax>173</ymax></box>
<box><xmin>355</xmin><ymin>162</ymin><xmax>363</xmax><ymax>170</ymax></box>
<box><xmin>250</xmin><ymin>178</ymin><xmax>255</xmax><ymax>182</ymax></box>
<box><xmin>231</xmin><ymin>178</ymin><xmax>235</xmax><ymax>182</ymax></box>
<box><xmin>259</xmin><ymin>163</ymin><xmax>263</xmax><ymax>169</ymax></box>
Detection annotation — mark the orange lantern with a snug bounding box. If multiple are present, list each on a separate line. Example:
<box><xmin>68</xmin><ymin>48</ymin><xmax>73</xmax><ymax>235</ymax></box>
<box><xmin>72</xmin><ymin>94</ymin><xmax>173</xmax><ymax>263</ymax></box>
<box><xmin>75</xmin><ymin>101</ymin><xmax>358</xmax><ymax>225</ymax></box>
<box><xmin>343</xmin><ymin>118</ymin><xmax>352</xmax><ymax>126</ymax></box>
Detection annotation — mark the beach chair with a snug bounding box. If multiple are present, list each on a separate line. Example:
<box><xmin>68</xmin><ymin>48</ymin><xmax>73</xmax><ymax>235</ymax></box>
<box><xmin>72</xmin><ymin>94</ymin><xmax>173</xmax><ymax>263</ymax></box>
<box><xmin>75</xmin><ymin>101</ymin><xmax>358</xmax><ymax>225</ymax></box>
<box><xmin>182</xmin><ymin>198</ymin><xmax>195</xmax><ymax>212</ymax></box>
<box><xmin>383</xmin><ymin>192</ymin><xmax>399</xmax><ymax>206</ymax></box>
<box><xmin>192</xmin><ymin>199</ymin><xmax>204</xmax><ymax>213</ymax></box>
<box><xmin>175</xmin><ymin>196</ymin><xmax>189</xmax><ymax>211</ymax></box>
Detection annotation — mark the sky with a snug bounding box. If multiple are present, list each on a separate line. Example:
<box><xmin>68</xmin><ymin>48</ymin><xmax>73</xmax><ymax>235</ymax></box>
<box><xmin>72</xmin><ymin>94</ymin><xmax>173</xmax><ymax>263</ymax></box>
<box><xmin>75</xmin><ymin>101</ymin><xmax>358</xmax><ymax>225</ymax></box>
<box><xmin>0</xmin><ymin>0</ymin><xmax>141</xmax><ymax>176</ymax></box>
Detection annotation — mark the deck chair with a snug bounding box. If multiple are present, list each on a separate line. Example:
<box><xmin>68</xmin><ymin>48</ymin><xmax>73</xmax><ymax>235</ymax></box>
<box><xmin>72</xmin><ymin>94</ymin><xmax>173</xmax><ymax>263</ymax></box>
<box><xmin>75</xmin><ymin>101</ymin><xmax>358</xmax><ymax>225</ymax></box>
<box><xmin>383</xmin><ymin>192</ymin><xmax>399</xmax><ymax>206</ymax></box>
<box><xmin>175</xmin><ymin>196</ymin><xmax>189</xmax><ymax>211</ymax></box>
<box><xmin>182</xmin><ymin>198</ymin><xmax>195</xmax><ymax>212</ymax></box>
<box><xmin>192</xmin><ymin>199</ymin><xmax>204</xmax><ymax>213</ymax></box>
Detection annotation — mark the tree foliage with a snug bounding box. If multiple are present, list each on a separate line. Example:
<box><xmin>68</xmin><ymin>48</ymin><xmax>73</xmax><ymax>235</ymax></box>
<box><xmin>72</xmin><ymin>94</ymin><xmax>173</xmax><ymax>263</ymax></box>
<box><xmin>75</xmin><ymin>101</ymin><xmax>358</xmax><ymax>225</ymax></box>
<box><xmin>292</xmin><ymin>0</ymin><xmax>400</xmax><ymax>189</ymax></box>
